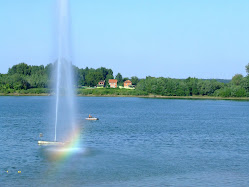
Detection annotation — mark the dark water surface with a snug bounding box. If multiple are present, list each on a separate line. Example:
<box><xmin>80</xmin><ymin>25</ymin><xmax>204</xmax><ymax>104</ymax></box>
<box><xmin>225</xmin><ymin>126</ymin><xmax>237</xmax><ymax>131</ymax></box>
<box><xmin>1</xmin><ymin>96</ymin><xmax>249</xmax><ymax>186</ymax></box>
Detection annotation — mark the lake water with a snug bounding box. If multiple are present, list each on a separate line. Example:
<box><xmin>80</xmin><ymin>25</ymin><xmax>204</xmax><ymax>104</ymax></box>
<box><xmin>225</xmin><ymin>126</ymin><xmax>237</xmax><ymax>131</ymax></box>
<box><xmin>1</xmin><ymin>96</ymin><xmax>249</xmax><ymax>186</ymax></box>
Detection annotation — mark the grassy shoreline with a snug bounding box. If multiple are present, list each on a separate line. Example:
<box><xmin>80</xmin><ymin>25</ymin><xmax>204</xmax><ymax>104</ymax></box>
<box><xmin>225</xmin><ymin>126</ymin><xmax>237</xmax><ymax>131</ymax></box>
<box><xmin>81</xmin><ymin>94</ymin><xmax>249</xmax><ymax>100</ymax></box>
<box><xmin>1</xmin><ymin>92</ymin><xmax>249</xmax><ymax>100</ymax></box>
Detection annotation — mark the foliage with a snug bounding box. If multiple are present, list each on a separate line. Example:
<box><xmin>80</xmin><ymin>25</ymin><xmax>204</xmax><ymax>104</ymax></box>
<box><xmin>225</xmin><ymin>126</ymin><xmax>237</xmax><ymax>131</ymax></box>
<box><xmin>115</xmin><ymin>73</ymin><xmax>123</xmax><ymax>85</ymax></box>
<box><xmin>1</xmin><ymin>62</ymin><xmax>249</xmax><ymax>98</ymax></box>
<box><xmin>131</xmin><ymin>76</ymin><xmax>139</xmax><ymax>85</ymax></box>
<box><xmin>231</xmin><ymin>74</ymin><xmax>243</xmax><ymax>86</ymax></box>
<box><xmin>136</xmin><ymin>76</ymin><xmax>224</xmax><ymax>96</ymax></box>
<box><xmin>0</xmin><ymin>63</ymin><xmax>114</xmax><ymax>92</ymax></box>
<box><xmin>74</xmin><ymin>66</ymin><xmax>113</xmax><ymax>87</ymax></box>
<box><xmin>246</xmin><ymin>63</ymin><xmax>249</xmax><ymax>75</ymax></box>
<box><xmin>85</xmin><ymin>72</ymin><xmax>104</xmax><ymax>87</ymax></box>
<box><xmin>78</xmin><ymin>88</ymin><xmax>148</xmax><ymax>96</ymax></box>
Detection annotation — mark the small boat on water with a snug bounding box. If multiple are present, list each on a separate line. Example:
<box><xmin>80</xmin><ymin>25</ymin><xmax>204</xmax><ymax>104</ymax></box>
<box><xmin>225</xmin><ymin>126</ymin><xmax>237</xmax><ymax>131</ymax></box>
<box><xmin>85</xmin><ymin>114</ymin><xmax>98</xmax><ymax>121</ymax></box>
<box><xmin>85</xmin><ymin>117</ymin><xmax>99</xmax><ymax>121</ymax></box>
<box><xmin>38</xmin><ymin>141</ymin><xmax>65</xmax><ymax>145</ymax></box>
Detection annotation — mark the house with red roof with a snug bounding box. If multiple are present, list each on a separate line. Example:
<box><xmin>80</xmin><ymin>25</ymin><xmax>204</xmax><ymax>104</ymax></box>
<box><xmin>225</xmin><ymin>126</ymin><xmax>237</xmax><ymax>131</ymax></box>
<box><xmin>124</xmin><ymin>80</ymin><xmax>132</xmax><ymax>88</ymax></box>
<box><xmin>108</xmin><ymin>79</ymin><xmax>118</xmax><ymax>88</ymax></box>
<box><xmin>97</xmin><ymin>80</ymin><xmax>105</xmax><ymax>87</ymax></box>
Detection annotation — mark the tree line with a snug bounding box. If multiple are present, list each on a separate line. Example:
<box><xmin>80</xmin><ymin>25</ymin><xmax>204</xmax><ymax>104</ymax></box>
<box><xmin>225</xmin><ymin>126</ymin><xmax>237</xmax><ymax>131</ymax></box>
<box><xmin>136</xmin><ymin>75</ymin><xmax>249</xmax><ymax>97</ymax></box>
<box><xmin>1</xmin><ymin>62</ymin><xmax>249</xmax><ymax>97</ymax></box>
<box><xmin>0</xmin><ymin>63</ymin><xmax>139</xmax><ymax>91</ymax></box>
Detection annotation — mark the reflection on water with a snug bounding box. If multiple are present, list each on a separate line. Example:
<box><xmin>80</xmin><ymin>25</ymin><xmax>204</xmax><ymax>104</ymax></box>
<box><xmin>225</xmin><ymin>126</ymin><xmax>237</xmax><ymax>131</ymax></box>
<box><xmin>39</xmin><ymin>145</ymin><xmax>92</xmax><ymax>161</ymax></box>
<box><xmin>1</xmin><ymin>96</ymin><xmax>249</xmax><ymax>186</ymax></box>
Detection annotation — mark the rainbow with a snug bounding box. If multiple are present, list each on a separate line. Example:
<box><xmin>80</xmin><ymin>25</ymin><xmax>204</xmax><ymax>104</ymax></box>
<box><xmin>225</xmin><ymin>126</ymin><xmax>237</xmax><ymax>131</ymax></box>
<box><xmin>46</xmin><ymin>127</ymin><xmax>84</xmax><ymax>161</ymax></box>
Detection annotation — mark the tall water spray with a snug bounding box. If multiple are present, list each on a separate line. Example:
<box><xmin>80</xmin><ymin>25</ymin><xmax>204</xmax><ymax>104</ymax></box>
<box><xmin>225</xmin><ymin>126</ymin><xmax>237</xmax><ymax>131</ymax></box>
<box><xmin>53</xmin><ymin>0</ymin><xmax>76</xmax><ymax>142</ymax></box>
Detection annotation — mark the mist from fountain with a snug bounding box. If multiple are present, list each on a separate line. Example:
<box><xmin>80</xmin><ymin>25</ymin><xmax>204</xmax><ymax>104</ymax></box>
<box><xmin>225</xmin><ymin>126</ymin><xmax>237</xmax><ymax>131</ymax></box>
<box><xmin>53</xmin><ymin>0</ymin><xmax>76</xmax><ymax>143</ymax></box>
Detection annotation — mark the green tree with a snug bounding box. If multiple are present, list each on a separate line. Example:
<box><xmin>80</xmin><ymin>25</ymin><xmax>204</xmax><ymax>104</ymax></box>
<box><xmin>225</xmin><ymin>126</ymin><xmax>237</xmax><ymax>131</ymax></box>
<box><xmin>96</xmin><ymin>67</ymin><xmax>113</xmax><ymax>80</ymax></box>
<box><xmin>85</xmin><ymin>72</ymin><xmax>104</xmax><ymax>87</ymax></box>
<box><xmin>185</xmin><ymin>77</ymin><xmax>199</xmax><ymax>95</ymax></box>
<box><xmin>115</xmin><ymin>73</ymin><xmax>123</xmax><ymax>84</ymax></box>
<box><xmin>231</xmin><ymin>74</ymin><xmax>243</xmax><ymax>86</ymax></box>
<box><xmin>105</xmin><ymin>74</ymin><xmax>114</xmax><ymax>85</ymax></box>
<box><xmin>230</xmin><ymin>85</ymin><xmax>246</xmax><ymax>97</ymax></box>
<box><xmin>246</xmin><ymin>63</ymin><xmax>249</xmax><ymax>75</ymax></box>
<box><xmin>8</xmin><ymin>63</ymin><xmax>31</xmax><ymax>75</ymax></box>
<box><xmin>131</xmin><ymin>76</ymin><xmax>139</xmax><ymax>85</ymax></box>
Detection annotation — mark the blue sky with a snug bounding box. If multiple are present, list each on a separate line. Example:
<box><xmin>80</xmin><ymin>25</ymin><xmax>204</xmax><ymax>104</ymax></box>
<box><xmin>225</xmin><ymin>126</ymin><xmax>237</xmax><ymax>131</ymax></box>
<box><xmin>1</xmin><ymin>0</ymin><xmax>249</xmax><ymax>79</ymax></box>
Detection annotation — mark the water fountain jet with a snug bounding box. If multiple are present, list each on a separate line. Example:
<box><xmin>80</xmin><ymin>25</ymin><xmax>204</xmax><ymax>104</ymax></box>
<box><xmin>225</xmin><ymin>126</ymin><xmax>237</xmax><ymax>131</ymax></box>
<box><xmin>38</xmin><ymin>0</ymin><xmax>77</xmax><ymax>146</ymax></box>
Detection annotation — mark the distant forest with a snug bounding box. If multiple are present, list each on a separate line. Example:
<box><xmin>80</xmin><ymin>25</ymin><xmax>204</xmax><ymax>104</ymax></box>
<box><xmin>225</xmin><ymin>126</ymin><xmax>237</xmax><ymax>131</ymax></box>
<box><xmin>0</xmin><ymin>62</ymin><xmax>249</xmax><ymax>97</ymax></box>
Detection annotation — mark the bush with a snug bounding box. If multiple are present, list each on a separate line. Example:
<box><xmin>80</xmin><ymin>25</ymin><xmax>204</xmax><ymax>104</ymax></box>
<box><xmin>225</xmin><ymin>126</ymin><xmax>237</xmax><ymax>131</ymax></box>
<box><xmin>214</xmin><ymin>88</ymin><xmax>231</xmax><ymax>97</ymax></box>
<box><xmin>77</xmin><ymin>88</ymin><xmax>148</xmax><ymax>96</ymax></box>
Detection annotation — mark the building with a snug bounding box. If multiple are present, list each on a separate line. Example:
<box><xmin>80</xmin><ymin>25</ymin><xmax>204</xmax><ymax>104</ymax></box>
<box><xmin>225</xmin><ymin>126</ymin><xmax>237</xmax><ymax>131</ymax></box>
<box><xmin>108</xmin><ymin>79</ymin><xmax>118</xmax><ymax>88</ymax></box>
<box><xmin>124</xmin><ymin>80</ymin><xmax>132</xmax><ymax>88</ymax></box>
<box><xmin>97</xmin><ymin>80</ymin><xmax>105</xmax><ymax>87</ymax></box>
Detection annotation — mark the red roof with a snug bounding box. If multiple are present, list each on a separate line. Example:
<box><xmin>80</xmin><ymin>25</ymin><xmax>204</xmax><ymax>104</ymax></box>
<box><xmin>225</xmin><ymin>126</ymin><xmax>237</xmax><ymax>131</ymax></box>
<box><xmin>109</xmin><ymin>79</ymin><xmax>117</xmax><ymax>83</ymax></box>
<box><xmin>124</xmin><ymin>80</ymin><xmax>132</xmax><ymax>83</ymax></box>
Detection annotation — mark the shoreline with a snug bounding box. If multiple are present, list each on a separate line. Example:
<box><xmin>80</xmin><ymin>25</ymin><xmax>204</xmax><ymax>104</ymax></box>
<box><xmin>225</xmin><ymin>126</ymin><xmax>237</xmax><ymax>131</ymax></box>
<box><xmin>77</xmin><ymin>94</ymin><xmax>249</xmax><ymax>100</ymax></box>
<box><xmin>1</xmin><ymin>93</ymin><xmax>249</xmax><ymax>100</ymax></box>
<box><xmin>0</xmin><ymin>93</ymin><xmax>50</xmax><ymax>96</ymax></box>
